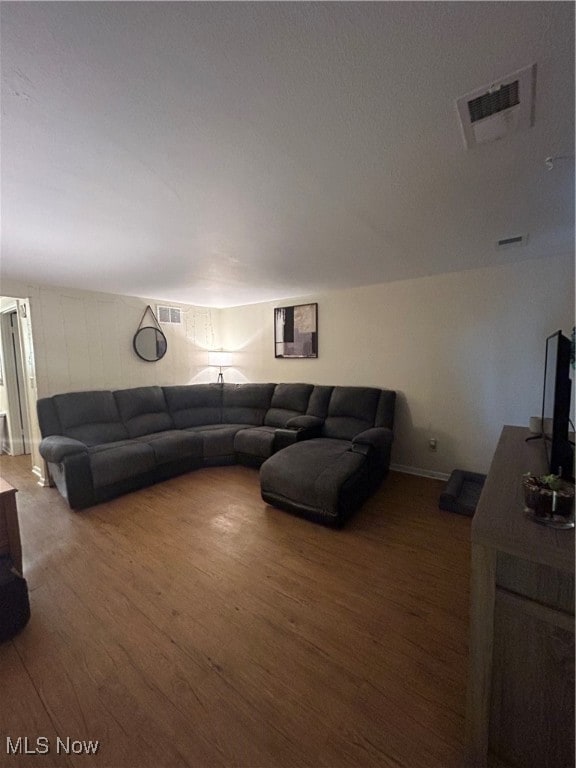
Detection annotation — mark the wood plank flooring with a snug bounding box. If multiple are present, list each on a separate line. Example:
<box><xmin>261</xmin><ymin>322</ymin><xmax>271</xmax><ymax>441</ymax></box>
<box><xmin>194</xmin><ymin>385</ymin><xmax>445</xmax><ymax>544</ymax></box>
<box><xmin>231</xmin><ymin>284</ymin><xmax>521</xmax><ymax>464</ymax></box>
<box><xmin>0</xmin><ymin>455</ymin><xmax>471</xmax><ymax>768</ymax></box>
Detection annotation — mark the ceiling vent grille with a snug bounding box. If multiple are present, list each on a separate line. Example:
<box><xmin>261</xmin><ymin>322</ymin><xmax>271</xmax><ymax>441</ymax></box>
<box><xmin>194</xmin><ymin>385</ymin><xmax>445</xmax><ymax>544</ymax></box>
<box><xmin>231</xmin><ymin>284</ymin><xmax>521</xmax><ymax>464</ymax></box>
<box><xmin>468</xmin><ymin>81</ymin><xmax>519</xmax><ymax>123</ymax></box>
<box><xmin>156</xmin><ymin>305</ymin><xmax>182</xmax><ymax>324</ymax></box>
<box><xmin>496</xmin><ymin>234</ymin><xmax>528</xmax><ymax>250</ymax></box>
<box><xmin>457</xmin><ymin>64</ymin><xmax>536</xmax><ymax>149</ymax></box>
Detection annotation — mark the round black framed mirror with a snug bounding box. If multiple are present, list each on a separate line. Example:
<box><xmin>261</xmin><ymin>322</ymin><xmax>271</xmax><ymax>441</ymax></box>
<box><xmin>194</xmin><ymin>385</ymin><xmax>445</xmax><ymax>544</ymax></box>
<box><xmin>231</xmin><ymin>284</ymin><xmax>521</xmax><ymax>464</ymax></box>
<box><xmin>133</xmin><ymin>326</ymin><xmax>167</xmax><ymax>362</ymax></box>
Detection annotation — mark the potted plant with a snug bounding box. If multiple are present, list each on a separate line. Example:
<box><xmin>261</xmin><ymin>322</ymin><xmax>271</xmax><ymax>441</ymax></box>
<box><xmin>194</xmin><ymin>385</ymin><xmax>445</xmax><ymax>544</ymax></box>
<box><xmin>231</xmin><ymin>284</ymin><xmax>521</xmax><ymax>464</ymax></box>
<box><xmin>523</xmin><ymin>472</ymin><xmax>575</xmax><ymax>518</ymax></box>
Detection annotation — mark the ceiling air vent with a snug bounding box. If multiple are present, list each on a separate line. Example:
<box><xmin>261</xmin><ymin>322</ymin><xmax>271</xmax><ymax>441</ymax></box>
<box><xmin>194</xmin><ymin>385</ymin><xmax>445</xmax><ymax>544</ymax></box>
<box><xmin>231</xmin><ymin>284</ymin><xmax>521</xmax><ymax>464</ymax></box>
<box><xmin>496</xmin><ymin>234</ymin><xmax>528</xmax><ymax>250</ymax></box>
<box><xmin>156</xmin><ymin>305</ymin><xmax>182</xmax><ymax>324</ymax></box>
<box><xmin>468</xmin><ymin>81</ymin><xmax>519</xmax><ymax>123</ymax></box>
<box><xmin>456</xmin><ymin>64</ymin><xmax>536</xmax><ymax>149</ymax></box>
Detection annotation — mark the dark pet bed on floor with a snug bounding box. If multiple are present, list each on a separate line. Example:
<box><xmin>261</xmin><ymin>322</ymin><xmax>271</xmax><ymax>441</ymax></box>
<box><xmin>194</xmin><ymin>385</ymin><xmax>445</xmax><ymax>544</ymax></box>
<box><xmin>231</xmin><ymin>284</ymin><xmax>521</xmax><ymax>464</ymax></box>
<box><xmin>439</xmin><ymin>470</ymin><xmax>487</xmax><ymax>517</ymax></box>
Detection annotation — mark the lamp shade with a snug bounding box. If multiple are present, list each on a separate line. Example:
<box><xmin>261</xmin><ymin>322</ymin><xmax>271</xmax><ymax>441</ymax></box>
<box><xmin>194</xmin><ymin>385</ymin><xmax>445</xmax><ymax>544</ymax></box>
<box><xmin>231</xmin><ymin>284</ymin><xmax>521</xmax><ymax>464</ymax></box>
<box><xmin>208</xmin><ymin>351</ymin><xmax>233</xmax><ymax>368</ymax></box>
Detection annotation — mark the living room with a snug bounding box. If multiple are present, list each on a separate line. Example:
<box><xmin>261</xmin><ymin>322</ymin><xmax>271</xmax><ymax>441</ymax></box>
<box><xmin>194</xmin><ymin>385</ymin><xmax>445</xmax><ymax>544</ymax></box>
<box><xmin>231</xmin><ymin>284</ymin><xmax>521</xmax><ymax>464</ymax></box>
<box><xmin>0</xmin><ymin>2</ymin><xmax>574</xmax><ymax>768</ymax></box>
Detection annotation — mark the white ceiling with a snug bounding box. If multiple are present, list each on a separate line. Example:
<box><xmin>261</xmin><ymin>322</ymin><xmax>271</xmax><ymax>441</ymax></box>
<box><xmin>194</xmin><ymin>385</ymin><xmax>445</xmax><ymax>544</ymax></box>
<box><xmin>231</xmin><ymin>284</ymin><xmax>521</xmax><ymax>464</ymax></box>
<box><xmin>1</xmin><ymin>2</ymin><xmax>574</xmax><ymax>308</ymax></box>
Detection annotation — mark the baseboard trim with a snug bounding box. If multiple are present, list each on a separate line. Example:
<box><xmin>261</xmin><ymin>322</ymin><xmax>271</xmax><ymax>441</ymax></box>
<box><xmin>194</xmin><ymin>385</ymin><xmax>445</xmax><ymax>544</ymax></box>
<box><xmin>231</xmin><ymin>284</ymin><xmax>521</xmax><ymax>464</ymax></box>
<box><xmin>32</xmin><ymin>464</ymin><xmax>49</xmax><ymax>487</ymax></box>
<box><xmin>390</xmin><ymin>463</ymin><xmax>450</xmax><ymax>482</ymax></box>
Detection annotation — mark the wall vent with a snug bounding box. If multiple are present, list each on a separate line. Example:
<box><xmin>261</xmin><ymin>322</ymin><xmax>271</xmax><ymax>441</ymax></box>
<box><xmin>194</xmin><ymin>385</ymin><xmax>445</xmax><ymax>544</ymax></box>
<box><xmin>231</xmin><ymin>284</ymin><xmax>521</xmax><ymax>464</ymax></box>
<box><xmin>156</xmin><ymin>305</ymin><xmax>182</xmax><ymax>324</ymax></box>
<box><xmin>457</xmin><ymin>64</ymin><xmax>536</xmax><ymax>149</ymax></box>
<box><xmin>496</xmin><ymin>234</ymin><xmax>528</xmax><ymax>250</ymax></box>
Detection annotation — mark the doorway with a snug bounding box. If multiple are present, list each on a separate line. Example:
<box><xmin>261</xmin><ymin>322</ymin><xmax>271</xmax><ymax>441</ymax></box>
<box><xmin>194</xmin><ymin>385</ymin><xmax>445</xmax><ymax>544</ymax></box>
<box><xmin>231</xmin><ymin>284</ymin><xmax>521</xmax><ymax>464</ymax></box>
<box><xmin>1</xmin><ymin>301</ymin><xmax>32</xmax><ymax>456</ymax></box>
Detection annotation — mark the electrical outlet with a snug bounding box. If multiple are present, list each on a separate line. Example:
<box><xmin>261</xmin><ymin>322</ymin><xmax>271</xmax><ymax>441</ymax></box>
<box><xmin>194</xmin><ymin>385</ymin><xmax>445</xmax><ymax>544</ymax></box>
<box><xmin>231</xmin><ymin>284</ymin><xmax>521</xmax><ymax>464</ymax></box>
<box><xmin>429</xmin><ymin>438</ymin><xmax>437</xmax><ymax>451</ymax></box>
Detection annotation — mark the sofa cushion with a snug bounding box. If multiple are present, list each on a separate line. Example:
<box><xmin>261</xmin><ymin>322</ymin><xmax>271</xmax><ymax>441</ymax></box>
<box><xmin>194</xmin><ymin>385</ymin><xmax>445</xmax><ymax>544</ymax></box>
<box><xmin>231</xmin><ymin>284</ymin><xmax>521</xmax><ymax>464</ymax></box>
<box><xmin>322</xmin><ymin>387</ymin><xmax>382</xmax><ymax>440</ymax></box>
<box><xmin>186</xmin><ymin>424</ymin><xmax>249</xmax><ymax>458</ymax></box>
<box><xmin>163</xmin><ymin>385</ymin><xmax>223</xmax><ymax>428</ymax></box>
<box><xmin>53</xmin><ymin>391</ymin><xmax>128</xmax><ymax>446</ymax></box>
<box><xmin>264</xmin><ymin>383</ymin><xmax>313</xmax><ymax>427</ymax></box>
<box><xmin>234</xmin><ymin>426</ymin><xmax>277</xmax><ymax>459</ymax></box>
<box><xmin>37</xmin><ymin>397</ymin><xmax>63</xmax><ymax>437</ymax></box>
<box><xmin>114</xmin><ymin>386</ymin><xmax>173</xmax><ymax>438</ymax></box>
<box><xmin>306</xmin><ymin>386</ymin><xmax>334</xmax><ymax>418</ymax></box>
<box><xmin>89</xmin><ymin>443</ymin><xmax>156</xmax><ymax>488</ymax></box>
<box><xmin>221</xmin><ymin>384</ymin><xmax>275</xmax><ymax>426</ymax></box>
<box><xmin>375</xmin><ymin>390</ymin><xmax>397</xmax><ymax>430</ymax></box>
<box><xmin>135</xmin><ymin>430</ymin><xmax>204</xmax><ymax>464</ymax></box>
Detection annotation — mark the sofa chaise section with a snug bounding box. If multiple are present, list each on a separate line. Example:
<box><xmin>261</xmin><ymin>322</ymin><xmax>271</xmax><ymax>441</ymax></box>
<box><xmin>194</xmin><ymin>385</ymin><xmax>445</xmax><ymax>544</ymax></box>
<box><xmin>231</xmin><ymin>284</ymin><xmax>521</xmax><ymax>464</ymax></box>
<box><xmin>259</xmin><ymin>386</ymin><xmax>396</xmax><ymax>526</ymax></box>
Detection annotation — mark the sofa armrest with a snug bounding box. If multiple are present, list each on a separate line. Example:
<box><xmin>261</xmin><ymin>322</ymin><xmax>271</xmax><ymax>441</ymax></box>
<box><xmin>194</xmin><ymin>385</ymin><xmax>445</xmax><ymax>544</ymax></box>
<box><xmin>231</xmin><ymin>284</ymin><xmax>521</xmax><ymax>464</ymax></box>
<box><xmin>273</xmin><ymin>422</ymin><xmax>321</xmax><ymax>452</ymax></box>
<box><xmin>351</xmin><ymin>427</ymin><xmax>393</xmax><ymax>455</ymax></box>
<box><xmin>285</xmin><ymin>415</ymin><xmax>323</xmax><ymax>431</ymax></box>
<box><xmin>39</xmin><ymin>436</ymin><xmax>88</xmax><ymax>463</ymax></box>
<box><xmin>273</xmin><ymin>428</ymin><xmax>300</xmax><ymax>452</ymax></box>
<box><xmin>274</xmin><ymin>415</ymin><xmax>323</xmax><ymax>451</ymax></box>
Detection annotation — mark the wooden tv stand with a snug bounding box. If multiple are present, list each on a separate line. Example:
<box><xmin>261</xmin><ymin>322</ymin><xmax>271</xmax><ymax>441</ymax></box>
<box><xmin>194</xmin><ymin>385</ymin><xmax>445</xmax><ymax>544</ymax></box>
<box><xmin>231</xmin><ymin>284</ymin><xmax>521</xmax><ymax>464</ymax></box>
<box><xmin>465</xmin><ymin>426</ymin><xmax>575</xmax><ymax>767</ymax></box>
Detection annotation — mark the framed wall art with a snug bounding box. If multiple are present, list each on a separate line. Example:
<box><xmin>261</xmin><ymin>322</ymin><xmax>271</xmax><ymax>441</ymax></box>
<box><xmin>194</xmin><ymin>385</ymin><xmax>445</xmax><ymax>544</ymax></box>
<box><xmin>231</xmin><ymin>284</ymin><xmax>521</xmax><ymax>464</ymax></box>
<box><xmin>274</xmin><ymin>303</ymin><xmax>318</xmax><ymax>358</ymax></box>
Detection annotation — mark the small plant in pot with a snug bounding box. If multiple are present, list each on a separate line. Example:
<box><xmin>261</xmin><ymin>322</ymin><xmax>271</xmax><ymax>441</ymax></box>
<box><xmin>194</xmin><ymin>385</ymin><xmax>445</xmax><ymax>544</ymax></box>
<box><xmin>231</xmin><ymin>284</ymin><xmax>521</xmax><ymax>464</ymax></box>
<box><xmin>523</xmin><ymin>472</ymin><xmax>575</xmax><ymax>518</ymax></box>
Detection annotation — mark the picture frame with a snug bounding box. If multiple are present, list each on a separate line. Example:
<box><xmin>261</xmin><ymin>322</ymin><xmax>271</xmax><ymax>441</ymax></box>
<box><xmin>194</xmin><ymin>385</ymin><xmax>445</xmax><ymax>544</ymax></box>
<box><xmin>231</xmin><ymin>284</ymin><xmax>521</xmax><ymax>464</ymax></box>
<box><xmin>274</xmin><ymin>303</ymin><xmax>318</xmax><ymax>359</ymax></box>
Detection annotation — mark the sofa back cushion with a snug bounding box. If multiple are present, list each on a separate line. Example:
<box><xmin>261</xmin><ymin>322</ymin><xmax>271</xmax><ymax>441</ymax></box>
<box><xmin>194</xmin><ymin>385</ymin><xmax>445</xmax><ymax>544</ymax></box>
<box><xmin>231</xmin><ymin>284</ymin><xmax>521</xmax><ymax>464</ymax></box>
<box><xmin>37</xmin><ymin>397</ymin><xmax>63</xmax><ymax>437</ymax></box>
<box><xmin>114</xmin><ymin>386</ymin><xmax>173</xmax><ymax>438</ymax></box>
<box><xmin>306</xmin><ymin>385</ymin><xmax>334</xmax><ymax>419</ymax></box>
<box><xmin>264</xmin><ymin>383</ymin><xmax>313</xmax><ymax>427</ymax></box>
<box><xmin>322</xmin><ymin>386</ymin><xmax>382</xmax><ymax>440</ymax></box>
<box><xmin>163</xmin><ymin>384</ymin><xmax>223</xmax><ymax>428</ymax></box>
<box><xmin>52</xmin><ymin>391</ymin><xmax>128</xmax><ymax>446</ymax></box>
<box><xmin>375</xmin><ymin>390</ymin><xmax>397</xmax><ymax>430</ymax></box>
<box><xmin>222</xmin><ymin>383</ymin><xmax>276</xmax><ymax>425</ymax></box>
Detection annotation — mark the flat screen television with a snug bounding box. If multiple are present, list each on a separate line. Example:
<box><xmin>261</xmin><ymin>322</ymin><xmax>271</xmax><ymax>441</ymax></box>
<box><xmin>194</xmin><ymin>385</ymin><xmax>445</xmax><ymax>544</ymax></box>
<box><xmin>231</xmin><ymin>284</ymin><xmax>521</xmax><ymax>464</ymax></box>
<box><xmin>541</xmin><ymin>330</ymin><xmax>573</xmax><ymax>479</ymax></box>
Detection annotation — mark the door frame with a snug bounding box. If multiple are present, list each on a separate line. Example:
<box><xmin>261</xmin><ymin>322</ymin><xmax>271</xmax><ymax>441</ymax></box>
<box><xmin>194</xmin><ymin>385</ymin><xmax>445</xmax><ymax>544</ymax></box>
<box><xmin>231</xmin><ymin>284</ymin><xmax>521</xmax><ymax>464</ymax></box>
<box><xmin>1</xmin><ymin>304</ymin><xmax>32</xmax><ymax>455</ymax></box>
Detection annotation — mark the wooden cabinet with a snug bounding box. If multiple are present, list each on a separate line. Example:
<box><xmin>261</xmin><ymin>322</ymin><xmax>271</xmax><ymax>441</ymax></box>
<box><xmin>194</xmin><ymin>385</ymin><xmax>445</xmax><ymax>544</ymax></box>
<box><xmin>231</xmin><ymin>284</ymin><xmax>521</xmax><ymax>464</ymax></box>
<box><xmin>0</xmin><ymin>477</ymin><xmax>22</xmax><ymax>574</ymax></box>
<box><xmin>466</xmin><ymin>426</ymin><xmax>575</xmax><ymax>768</ymax></box>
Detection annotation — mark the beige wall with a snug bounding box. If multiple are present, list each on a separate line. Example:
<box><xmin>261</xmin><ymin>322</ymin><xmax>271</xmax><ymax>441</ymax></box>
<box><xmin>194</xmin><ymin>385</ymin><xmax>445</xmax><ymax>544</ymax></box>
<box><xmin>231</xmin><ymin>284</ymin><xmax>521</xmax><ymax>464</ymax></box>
<box><xmin>220</xmin><ymin>254</ymin><xmax>575</xmax><ymax>476</ymax></box>
<box><xmin>0</xmin><ymin>281</ymin><xmax>221</xmax><ymax>399</ymax></box>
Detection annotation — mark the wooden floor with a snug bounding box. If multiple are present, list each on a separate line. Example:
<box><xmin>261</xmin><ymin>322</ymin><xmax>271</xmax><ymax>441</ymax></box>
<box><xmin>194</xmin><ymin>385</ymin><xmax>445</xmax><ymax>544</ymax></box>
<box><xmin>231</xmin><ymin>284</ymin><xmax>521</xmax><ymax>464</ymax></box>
<box><xmin>0</xmin><ymin>455</ymin><xmax>471</xmax><ymax>768</ymax></box>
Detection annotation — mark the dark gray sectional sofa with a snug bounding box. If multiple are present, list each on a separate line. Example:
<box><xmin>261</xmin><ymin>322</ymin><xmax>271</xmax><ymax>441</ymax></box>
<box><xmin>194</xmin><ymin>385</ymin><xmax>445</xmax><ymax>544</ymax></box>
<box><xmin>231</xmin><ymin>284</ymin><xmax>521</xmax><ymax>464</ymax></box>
<box><xmin>37</xmin><ymin>383</ymin><xmax>396</xmax><ymax>526</ymax></box>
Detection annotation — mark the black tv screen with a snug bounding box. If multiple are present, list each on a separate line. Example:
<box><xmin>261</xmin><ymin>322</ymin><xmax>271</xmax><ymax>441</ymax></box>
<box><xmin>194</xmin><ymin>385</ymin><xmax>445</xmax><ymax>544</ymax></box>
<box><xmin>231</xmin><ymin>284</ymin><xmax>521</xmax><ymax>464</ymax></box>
<box><xmin>541</xmin><ymin>330</ymin><xmax>573</xmax><ymax>478</ymax></box>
